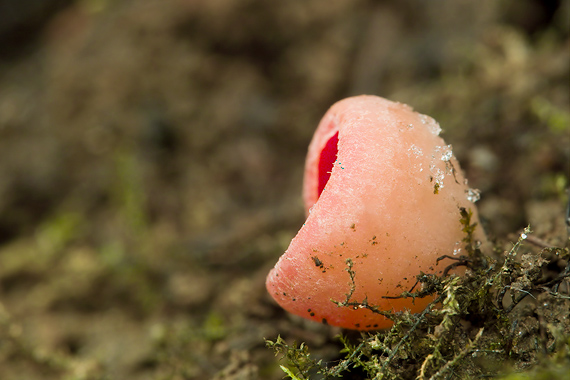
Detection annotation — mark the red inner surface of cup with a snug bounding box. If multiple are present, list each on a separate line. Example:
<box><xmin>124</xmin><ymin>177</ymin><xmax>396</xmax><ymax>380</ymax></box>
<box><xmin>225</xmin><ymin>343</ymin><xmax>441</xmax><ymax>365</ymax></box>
<box><xmin>317</xmin><ymin>131</ymin><xmax>339</xmax><ymax>197</ymax></box>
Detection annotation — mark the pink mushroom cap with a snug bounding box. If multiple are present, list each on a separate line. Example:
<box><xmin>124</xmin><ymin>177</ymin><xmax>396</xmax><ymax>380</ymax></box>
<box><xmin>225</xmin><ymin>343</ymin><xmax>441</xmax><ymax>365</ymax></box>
<box><xmin>266</xmin><ymin>95</ymin><xmax>486</xmax><ymax>330</ymax></box>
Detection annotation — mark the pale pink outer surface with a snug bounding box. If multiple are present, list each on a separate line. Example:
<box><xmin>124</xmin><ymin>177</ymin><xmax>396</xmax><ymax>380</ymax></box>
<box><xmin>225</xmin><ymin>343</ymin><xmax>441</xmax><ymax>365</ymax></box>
<box><xmin>266</xmin><ymin>95</ymin><xmax>485</xmax><ymax>330</ymax></box>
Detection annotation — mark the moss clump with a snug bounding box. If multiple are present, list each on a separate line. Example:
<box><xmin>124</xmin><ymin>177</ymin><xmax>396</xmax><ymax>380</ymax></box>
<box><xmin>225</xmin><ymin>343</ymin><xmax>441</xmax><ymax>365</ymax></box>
<box><xmin>267</xmin><ymin>212</ymin><xmax>570</xmax><ymax>379</ymax></box>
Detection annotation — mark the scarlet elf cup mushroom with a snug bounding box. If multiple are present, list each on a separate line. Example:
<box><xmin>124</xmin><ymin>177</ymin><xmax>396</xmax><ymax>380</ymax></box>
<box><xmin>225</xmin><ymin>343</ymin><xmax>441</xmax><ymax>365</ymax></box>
<box><xmin>266</xmin><ymin>95</ymin><xmax>487</xmax><ymax>330</ymax></box>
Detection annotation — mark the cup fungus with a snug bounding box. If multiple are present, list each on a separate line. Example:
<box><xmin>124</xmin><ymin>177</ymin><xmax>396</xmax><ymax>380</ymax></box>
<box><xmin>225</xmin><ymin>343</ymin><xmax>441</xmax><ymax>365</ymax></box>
<box><xmin>266</xmin><ymin>95</ymin><xmax>486</xmax><ymax>330</ymax></box>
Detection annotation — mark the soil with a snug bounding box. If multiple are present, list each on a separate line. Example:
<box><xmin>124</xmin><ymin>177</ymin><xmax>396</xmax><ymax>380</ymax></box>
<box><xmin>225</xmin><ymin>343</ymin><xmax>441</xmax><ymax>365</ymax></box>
<box><xmin>0</xmin><ymin>0</ymin><xmax>568</xmax><ymax>379</ymax></box>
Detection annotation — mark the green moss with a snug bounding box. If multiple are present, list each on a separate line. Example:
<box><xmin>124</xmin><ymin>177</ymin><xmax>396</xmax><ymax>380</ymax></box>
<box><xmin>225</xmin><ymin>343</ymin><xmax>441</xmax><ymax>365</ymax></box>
<box><xmin>266</xmin><ymin>217</ymin><xmax>570</xmax><ymax>379</ymax></box>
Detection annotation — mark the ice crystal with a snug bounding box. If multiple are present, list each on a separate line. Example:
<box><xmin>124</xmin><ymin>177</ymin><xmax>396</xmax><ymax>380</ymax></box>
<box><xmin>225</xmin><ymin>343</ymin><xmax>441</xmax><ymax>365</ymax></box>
<box><xmin>419</xmin><ymin>114</ymin><xmax>442</xmax><ymax>136</ymax></box>
<box><xmin>440</xmin><ymin>144</ymin><xmax>453</xmax><ymax>162</ymax></box>
<box><xmin>408</xmin><ymin>144</ymin><xmax>423</xmax><ymax>157</ymax></box>
<box><xmin>430</xmin><ymin>164</ymin><xmax>445</xmax><ymax>190</ymax></box>
<box><xmin>466</xmin><ymin>188</ymin><xmax>481</xmax><ymax>203</ymax></box>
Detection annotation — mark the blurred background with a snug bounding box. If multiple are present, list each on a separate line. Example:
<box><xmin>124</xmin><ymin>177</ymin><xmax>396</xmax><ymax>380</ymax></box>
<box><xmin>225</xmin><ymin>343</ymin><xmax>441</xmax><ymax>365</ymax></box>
<box><xmin>0</xmin><ymin>0</ymin><xmax>568</xmax><ymax>379</ymax></box>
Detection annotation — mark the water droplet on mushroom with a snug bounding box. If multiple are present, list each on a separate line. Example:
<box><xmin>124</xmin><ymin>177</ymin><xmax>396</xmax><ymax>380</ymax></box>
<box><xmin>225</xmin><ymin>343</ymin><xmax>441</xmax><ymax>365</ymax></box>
<box><xmin>453</xmin><ymin>241</ymin><xmax>462</xmax><ymax>256</ymax></box>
